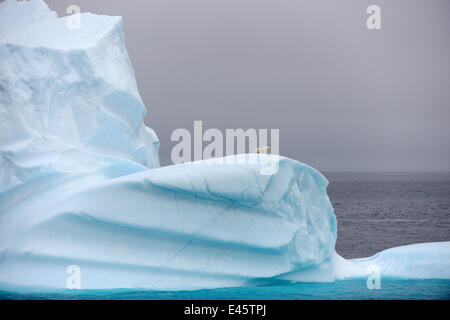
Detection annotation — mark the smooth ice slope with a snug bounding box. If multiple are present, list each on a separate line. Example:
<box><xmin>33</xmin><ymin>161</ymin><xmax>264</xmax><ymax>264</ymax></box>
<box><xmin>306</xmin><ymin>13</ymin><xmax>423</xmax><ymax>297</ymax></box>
<box><xmin>0</xmin><ymin>154</ymin><xmax>337</xmax><ymax>289</ymax></box>
<box><xmin>334</xmin><ymin>242</ymin><xmax>450</xmax><ymax>280</ymax></box>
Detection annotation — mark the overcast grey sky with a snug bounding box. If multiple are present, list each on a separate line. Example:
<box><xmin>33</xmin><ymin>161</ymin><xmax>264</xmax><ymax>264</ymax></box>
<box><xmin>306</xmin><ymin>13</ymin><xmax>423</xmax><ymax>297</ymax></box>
<box><xmin>47</xmin><ymin>0</ymin><xmax>450</xmax><ymax>171</ymax></box>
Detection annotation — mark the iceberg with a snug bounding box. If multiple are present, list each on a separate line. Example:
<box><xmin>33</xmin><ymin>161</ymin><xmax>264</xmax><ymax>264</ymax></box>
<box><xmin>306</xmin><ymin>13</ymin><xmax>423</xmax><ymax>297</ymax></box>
<box><xmin>334</xmin><ymin>242</ymin><xmax>450</xmax><ymax>280</ymax></box>
<box><xmin>0</xmin><ymin>0</ymin><xmax>449</xmax><ymax>291</ymax></box>
<box><xmin>0</xmin><ymin>154</ymin><xmax>338</xmax><ymax>289</ymax></box>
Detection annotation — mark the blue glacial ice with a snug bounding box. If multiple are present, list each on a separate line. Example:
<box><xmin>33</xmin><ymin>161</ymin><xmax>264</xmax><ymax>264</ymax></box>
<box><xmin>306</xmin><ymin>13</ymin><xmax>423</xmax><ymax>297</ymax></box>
<box><xmin>0</xmin><ymin>0</ymin><xmax>449</xmax><ymax>290</ymax></box>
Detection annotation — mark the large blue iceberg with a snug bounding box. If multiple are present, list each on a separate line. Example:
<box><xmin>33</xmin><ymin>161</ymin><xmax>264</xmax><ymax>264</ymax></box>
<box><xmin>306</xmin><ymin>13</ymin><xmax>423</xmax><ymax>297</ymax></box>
<box><xmin>0</xmin><ymin>0</ymin><xmax>449</xmax><ymax>290</ymax></box>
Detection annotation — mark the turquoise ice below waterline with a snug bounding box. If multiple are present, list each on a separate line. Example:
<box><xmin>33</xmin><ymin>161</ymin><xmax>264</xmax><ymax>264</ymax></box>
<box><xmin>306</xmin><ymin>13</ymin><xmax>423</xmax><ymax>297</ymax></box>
<box><xmin>1</xmin><ymin>0</ymin><xmax>450</xmax><ymax>294</ymax></box>
<box><xmin>1</xmin><ymin>280</ymin><xmax>449</xmax><ymax>300</ymax></box>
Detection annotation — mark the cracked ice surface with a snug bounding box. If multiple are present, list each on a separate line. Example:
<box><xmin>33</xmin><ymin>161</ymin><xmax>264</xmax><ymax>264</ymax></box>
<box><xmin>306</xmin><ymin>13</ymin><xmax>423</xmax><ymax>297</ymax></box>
<box><xmin>0</xmin><ymin>1</ymin><xmax>449</xmax><ymax>290</ymax></box>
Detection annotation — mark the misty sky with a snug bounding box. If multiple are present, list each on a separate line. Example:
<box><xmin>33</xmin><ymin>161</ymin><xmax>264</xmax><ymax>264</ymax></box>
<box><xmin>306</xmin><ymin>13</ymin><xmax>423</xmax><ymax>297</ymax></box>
<box><xmin>46</xmin><ymin>0</ymin><xmax>450</xmax><ymax>171</ymax></box>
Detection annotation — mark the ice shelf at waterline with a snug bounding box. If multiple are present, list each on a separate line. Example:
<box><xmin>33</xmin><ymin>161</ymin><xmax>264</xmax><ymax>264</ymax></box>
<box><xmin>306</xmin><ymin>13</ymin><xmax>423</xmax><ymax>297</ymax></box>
<box><xmin>0</xmin><ymin>0</ymin><xmax>449</xmax><ymax>290</ymax></box>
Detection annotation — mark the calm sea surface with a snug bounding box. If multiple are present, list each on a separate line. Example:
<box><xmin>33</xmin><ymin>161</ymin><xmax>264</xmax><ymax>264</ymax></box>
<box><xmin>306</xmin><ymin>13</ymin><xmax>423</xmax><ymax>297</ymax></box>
<box><xmin>327</xmin><ymin>172</ymin><xmax>450</xmax><ymax>258</ymax></box>
<box><xmin>1</xmin><ymin>172</ymin><xmax>449</xmax><ymax>299</ymax></box>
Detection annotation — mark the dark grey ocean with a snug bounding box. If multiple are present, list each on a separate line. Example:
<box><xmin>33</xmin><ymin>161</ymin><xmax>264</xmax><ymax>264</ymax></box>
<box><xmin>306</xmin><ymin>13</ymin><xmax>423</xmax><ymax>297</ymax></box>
<box><xmin>327</xmin><ymin>172</ymin><xmax>450</xmax><ymax>259</ymax></box>
<box><xmin>1</xmin><ymin>172</ymin><xmax>449</xmax><ymax>299</ymax></box>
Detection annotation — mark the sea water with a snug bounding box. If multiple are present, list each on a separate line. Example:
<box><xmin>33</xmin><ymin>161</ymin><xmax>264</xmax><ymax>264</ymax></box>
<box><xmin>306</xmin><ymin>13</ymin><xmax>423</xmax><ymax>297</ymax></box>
<box><xmin>1</xmin><ymin>280</ymin><xmax>449</xmax><ymax>300</ymax></box>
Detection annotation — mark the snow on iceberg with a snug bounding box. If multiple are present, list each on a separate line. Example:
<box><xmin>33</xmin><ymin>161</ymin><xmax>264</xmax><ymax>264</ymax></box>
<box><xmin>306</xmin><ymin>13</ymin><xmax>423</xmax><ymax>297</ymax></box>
<box><xmin>0</xmin><ymin>0</ymin><xmax>449</xmax><ymax>290</ymax></box>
